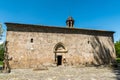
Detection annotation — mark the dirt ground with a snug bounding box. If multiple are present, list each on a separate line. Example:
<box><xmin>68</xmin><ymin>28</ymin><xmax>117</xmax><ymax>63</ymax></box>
<box><xmin>0</xmin><ymin>66</ymin><xmax>120</xmax><ymax>80</ymax></box>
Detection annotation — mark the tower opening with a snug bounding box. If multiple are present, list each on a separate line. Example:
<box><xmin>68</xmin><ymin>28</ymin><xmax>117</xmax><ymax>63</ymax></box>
<box><xmin>66</xmin><ymin>16</ymin><xmax>74</xmax><ymax>28</ymax></box>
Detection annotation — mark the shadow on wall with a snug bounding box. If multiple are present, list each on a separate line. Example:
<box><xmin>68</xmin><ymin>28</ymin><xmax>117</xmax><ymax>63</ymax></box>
<box><xmin>90</xmin><ymin>36</ymin><xmax>116</xmax><ymax>66</ymax></box>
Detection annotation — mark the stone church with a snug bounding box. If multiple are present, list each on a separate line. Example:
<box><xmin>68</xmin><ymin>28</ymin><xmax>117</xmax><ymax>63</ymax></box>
<box><xmin>5</xmin><ymin>17</ymin><xmax>116</xmax><ymax>69</ymax></box>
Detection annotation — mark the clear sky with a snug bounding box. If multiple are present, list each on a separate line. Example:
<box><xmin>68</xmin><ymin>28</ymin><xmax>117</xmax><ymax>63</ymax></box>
<box><xmin>0</xmin><ymin>0</ymin><xmax>120</xmax><ymax>42</ymax></box>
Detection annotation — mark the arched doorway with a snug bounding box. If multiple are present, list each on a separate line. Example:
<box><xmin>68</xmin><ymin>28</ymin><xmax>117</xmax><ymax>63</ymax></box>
<box><xmin>54</xmin><ymin>42</ymin><xmax>68</xmax><ymax>66</ymax></box>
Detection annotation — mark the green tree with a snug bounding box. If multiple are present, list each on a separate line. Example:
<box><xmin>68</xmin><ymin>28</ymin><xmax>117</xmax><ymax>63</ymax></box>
<box><xmin>0</xmin><ymin>24</ymin><xmax>4</xmax><ymax>62</ymax></box>
<box><xmin>0</xmin><ymin>24</ymin><xmax>3</xmax><ymax>33</ymax></box>
<box><xmin>0</xmin><ymin>44</ymin><xmax>4</xmax><ymax>61</ymax></box>
<box><xmin>115</xmin><ymin>40</ymin><xmax>120</xmax><ymax>58</ymax></box>
<box><xmin>0</xmin><ymin>24</ymin><xmax>3</xmax><ymax>40</ymax></box>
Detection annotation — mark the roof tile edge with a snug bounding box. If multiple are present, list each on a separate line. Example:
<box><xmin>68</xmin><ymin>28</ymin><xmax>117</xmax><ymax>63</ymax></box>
<box><xmin>5</xmin><ymin>22</ymin><xmax>115</xmax><ymax>33</ymax></box>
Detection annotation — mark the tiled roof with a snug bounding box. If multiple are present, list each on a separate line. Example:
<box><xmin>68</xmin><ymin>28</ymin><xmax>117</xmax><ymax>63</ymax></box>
<box><xmin>5</xmin><ymin>22</ymin><xmax>115</xmax><ymax>33</ymax></box>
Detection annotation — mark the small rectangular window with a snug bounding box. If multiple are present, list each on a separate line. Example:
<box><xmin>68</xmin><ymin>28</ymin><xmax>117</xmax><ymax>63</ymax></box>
<box><xmin>31</xmin><ymin>38</ymin><xmax>33</xmax><ymax>43</ymax></box>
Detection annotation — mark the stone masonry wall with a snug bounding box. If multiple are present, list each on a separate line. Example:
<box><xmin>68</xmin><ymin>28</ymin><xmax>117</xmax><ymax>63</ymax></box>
<box><xmin>6</xmin><ymin>23</ymin><xmax>116</xmax><ymax>68</ymax></box>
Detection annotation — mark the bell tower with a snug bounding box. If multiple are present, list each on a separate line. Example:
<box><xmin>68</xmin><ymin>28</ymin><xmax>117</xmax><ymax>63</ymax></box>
<box><xmin>66</xmin><ymin>16</ymin><xmax>74</xmax><ymax>28</ymax></box>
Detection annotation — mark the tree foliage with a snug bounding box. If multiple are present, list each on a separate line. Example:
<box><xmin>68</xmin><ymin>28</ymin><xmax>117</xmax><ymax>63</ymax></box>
<box><xmin>115</xmin><ymin>40</ymin><xmax>120</xmax><ymax>58</ymax></box>
<box><xmin>0</xmin><ymin>24</ymin><xmax>3</xmax><ymax>40</ymax></box>
<box><xmin>0</xmin><ymin>24</ymin><xmax>3</xmax><ymax>34</ymax></box>
<box><xmin>0</xmin><ymin>44</ymin><xmax>4</xmax><ymax>61</ymax></box>
<box><xmin>0</xmin><ymin>48</ymin><xmax>4</xmax><ymax>61</ymax></box>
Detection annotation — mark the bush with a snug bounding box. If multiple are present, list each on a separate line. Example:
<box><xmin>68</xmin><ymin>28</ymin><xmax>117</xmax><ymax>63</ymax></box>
<box><xmin>0</xmin><ymin>48</ymin><xmax>4</xmax><ymax>61</ymax></box>
<box><xmin>115</xmin><ymin>40</ymin><xmax>120</xmax><ymax>58</ymax></box>
<box><xmin>116</xmin><ymin>58</ymin><xmax>120</xmax><ymax>63</ymax></box>
<box><xmin>0</xmin><ymin>44</ymin><xmax>4</xmax><ymax>61</ymax></box>
<box><xmin>0</xmin><ymin>61</ymin><xmax>3</xmax><ymax>65</ymax></box>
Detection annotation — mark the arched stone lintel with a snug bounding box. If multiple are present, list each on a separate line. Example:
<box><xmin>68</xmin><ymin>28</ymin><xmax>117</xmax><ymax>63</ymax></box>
<box><xmin>53</xmin><ymin>42</ymin><xmax>68</xmax><ymax>53</ymax></box>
